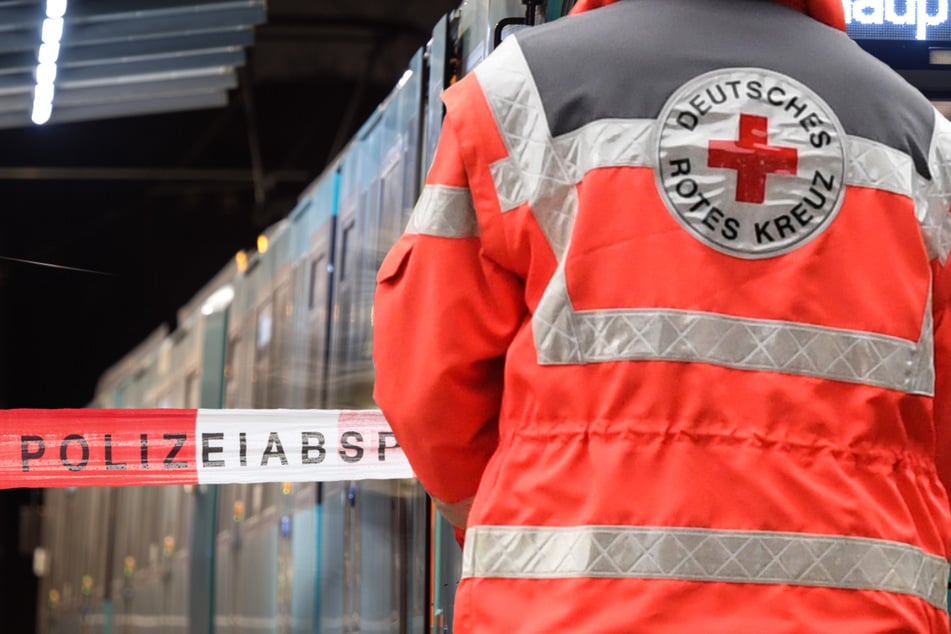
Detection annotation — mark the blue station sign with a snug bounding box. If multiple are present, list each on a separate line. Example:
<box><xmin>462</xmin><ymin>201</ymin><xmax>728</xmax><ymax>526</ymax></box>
<box><xmin>846</xmin><ymin>1</ymin><xmax>951</xmax><ymax>40</ymax></box>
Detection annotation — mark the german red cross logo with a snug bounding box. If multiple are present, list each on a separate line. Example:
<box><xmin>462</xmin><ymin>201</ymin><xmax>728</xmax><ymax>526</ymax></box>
<box><xmin>655</xmin><ymin>68</ymin><xmax>846</xmax><ymax>259</ymax></box>
<box><xmin>708</xmin><ymin>113</ymin><xmax>799</xmax><ymax>205</ymax></box>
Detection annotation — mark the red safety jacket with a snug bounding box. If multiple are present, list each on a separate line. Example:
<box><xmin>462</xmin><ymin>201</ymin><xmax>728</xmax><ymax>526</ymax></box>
<box><xmin>374</xmin><ymin>0</ymin><xmax>951</xmax><ymax>631</ymax></box>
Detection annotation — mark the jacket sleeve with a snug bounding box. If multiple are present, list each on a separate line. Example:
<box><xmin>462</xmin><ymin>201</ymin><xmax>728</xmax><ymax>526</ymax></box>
<box><xmin>373</xmin><ymin>108</ymin><xmax>525</xmax><ymax>528</ymax></box>
<box><xmin>931</xmin><ymin>113</ymin><xmax>951</xmax><ymax>506</ymax></box>
<box><xmin>932</xmin><ymin>257</ymin><xmax>951</xmax><ymax>502</ymax></box>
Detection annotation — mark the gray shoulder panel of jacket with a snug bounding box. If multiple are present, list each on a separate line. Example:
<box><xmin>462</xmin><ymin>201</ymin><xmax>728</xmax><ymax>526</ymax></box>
<box><xmin>516</xmin><ymin>0</ymin><xmax>935</xmax><ymax>180</ymax></box>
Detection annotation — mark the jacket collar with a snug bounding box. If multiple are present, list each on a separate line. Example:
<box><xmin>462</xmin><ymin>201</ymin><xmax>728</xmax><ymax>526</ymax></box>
<box><xmin>568</xmin><ymin>0</ymin><xmax>846</xmax><ymax>32</ymax></box>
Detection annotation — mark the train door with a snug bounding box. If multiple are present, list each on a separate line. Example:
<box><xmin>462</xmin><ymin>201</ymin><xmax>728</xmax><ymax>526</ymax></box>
<box><xmin>269</xmin><ymin>183</ymin><xmax>338</xmax><ymax>634</ymax></box>
<box><xmin>218</xmin><ymin>272</ymin><xmax>261</xmax><ymax>634</ymax></box>
<box><xmin>326</xmin><ymin>149</ymin><xmax>362</xmax><ymax>632</ymax></box>
<box><xmin>346</xmin><ymin>122</ymin><xmax>384</xmax><ymax>634</ymax></box>
<box><xmin>252</xmin><ymin>297</ymin><xmax>274</xmax><ymax>408</ymax></box>
<box><xmin>305</xmin><ymin>216</ymin><xmax>335</xmax><ymax>411</ymax></box>
<box><xmin>329</xmin><ymin>188</ymin><xmax>364</xmax><ymax>411</ymax></box>
<box><xmin>343</xmin><ymin>48</ymin><xmax>427</xmax><ymax>634</ymax></box>
<box><xmin>265</xmin><ymin>231</ymin><xmax>309</xmax><ymax>633</ymax></box>
<box><xmin>190</xmin><ymin>292</ymin><xmax>231</xmax><ymax>634</ymax></box>
<box><xmin>271</xmin><ymin>276</ymin><xmax>294</xmax><ymax>407</ymax></box>
<box><xmin>418</xmin><ymin>15</ymin><xmax>467</xmax><ymax>633</ymax></box>
<box><xmin>341</xmin><ymin>137</ymin><xmax>382</xmax><ymax>634</ymax></box>
<box><xmin>456</xmin><ymin>0</ymin><xmax>537</xmax><ymax>74</ymax></box>
<box><xmin>247</xmin><ymin>251</ymin><xmax>287</xmax><ymax>633</ymax></box>
<box><xmin>421</xmin><ymin>15</ymin><xmax>449</xmax><ymax>188</ymax></box>
<box><xmin>224</xmin><ymin>312</ymin><xmax>251</xmax><ymax>411</ymax></box>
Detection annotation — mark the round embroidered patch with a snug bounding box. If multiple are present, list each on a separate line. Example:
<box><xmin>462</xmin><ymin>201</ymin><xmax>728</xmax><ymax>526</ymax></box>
<box><xmin>655</xmin><ymin>68</ymin><xmax>847</xmax><ymax>259</ymax></box>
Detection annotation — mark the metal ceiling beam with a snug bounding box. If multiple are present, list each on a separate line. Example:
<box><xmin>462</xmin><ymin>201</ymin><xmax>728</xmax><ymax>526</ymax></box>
<box><xmin>0</xmin><ymin>4</ymin><xmax>42</xmax><ymax>33</ymax></box>
<box><xmin>0</xmin><ymin>83</ymin><xmax>277</xmax><ymax>116</ymax></box>
<box><xmin>63</xmin><ymin>28</ymin><xmax>254</xmax><ymax>65</ymax></box>
<box><xmin>0</xmin><ymin>68</ymin><xmax>238</xmax><ymax>113</ymax></box>
<box><xmin>0</xmin><ymin>92</ymin><xmax>27</xmax><ymax>114</ymax></box>
<box><xmin>0</xmin><ymin>50</ymin><xmax>37</xmax><ymax>75</ymax></box>
<box><xmin>0</xmin><ymin>71</ymin><xmax>238</xmax><ymax>115</ymax></box>
<box><xmin>0</xmin><ymin>0</ymin><xmax>263</xmax><ymax>128</ymax></box>
<box><xmin>56</xmin><ymin>71</ymin><xmax>238</xmax><ymax>107</ymax></box>
<box><xmin>65</xmin><ymin>0</ymin><xmax>261</xmax><ymax>20</ymax></box>
<box><xmin>63</xmin><ymin>6</ymin><xmax>266</xmax><ymax>47</ymax></box>
<box><xmin>0</xmin><ymin>29</ymin><xmax>254</xmax><ymax>74</ymax></box>
<box><xmin>0</xmin><ymin>3</ymin><xmax>264</xmax><ymax>54</ymax></box>
<box><xmin>0</xmin><ymin>60</ymin><xmax>240</xmax><ymax>97</ymax></box>
<box><xmin>58</xmin><ymin>50</ymin><xmax>245</xmax><ymax>86</ymax></box>
<box><xmin>0</xmin><ymin>72</ymin><xmax>40</xmax><ymax>96</ymax></box>
<box><xmin>0</xmin><ymin>90</ymin><xmax>229</xmax><ymax>129</ymax></box>
<box><xmin>50</xmin><ymin>91</ymin><xmax>231</xmax><ymax>124</ymax></box>
<box><xmin>0</xmin><ymin>30</ymin><xmax>42</xmax><ymax>55</ymax></box>
<box><xmin>0</xmin><ymin>166</ymin><xmax>310</xmax><ymax>183</ymax></box>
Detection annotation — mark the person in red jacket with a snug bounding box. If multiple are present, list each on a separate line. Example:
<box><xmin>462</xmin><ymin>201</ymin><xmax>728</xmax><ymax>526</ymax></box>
<box><xmin>374</xmin><ymin>0</ymin><xmax>951</xmax><ymax>631</ymax></box>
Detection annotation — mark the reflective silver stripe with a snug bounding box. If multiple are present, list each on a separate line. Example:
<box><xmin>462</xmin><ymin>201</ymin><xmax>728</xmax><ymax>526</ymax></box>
<box><xmin>922</xmin><ymin>111</ymin><xmax>951</xmax><ymax>264</ymax></box>
<box><xmin>476</xmin><ymin>37</ymin><xmax>578</xmax><ymax>256</ymax></box>
<box><xmin>406</xmin><ymin>185</ymin><xmax>478</xmax><ymax>238</ymax></box>
<box><xmin>552</xmin><ymin>119</ymin><xmax>657</xmax><ymax>175</ymax></box>
<box><xmin>462</xmin><ymin>525</ymin><xmax>949</xmax><ymax>610</ymax></box>
<box><xmin>534</xmin><ymin>269</ymin><xmax>935</xmax><ymax>394</ymax></box>
<box><xmin>543</xmin><ymin>307</ymin><xmax>934</xmax><ymax>395</ymax></box>
<box><xmin>474</xmin><ymin>41</ymin><xmax>935</xmax><ymax>393</ymax></box>
<box><xmin>847</xmin><ymin>136</ymin><xmax>914</xmax><ymax>199</ymax></box>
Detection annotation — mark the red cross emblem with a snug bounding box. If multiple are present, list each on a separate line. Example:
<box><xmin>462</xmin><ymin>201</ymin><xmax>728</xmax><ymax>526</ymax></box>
<box><xmin>708</xmin><ymin>113</ymin><xmax>798</xmax><ymax>205</ymax></box>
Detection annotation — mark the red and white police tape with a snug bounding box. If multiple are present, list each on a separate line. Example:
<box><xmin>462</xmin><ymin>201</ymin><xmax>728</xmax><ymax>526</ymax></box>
<box><xmin>1</xmin><ymin>409</ymin><xmax>413</xmax><ymax>489</ymax></box>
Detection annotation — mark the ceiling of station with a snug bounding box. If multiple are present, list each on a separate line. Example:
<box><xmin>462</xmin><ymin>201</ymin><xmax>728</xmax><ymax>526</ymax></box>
<box><xmin>0</xmin><ymin>0</ymin><xmax>268</xmax><ymax>129</ymax></box>
<box><xmin>0</xmin><ymin>0</ymin><xmax>460</xmax><ymax>410</ymax></box>
<box><xmin>0</xmin><ymin>0</ymin><xmax>461</xmax><ymax>130</ymax></box>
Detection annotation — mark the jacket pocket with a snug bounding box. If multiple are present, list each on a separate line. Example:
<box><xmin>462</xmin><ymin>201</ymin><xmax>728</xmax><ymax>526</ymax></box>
<box><xmin>376</xmin><ymin>236</ymin><xmax>414</xmax><ymax>284</ymax></box>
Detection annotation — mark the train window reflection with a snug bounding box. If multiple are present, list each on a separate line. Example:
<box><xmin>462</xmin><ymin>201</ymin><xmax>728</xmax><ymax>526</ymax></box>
<box><xmin>341</xmin><ymin>221</ymin><xmax>355</xmax><ymax>281</ymax></box>
<box><xmin>309</xmin><ymin>255</ymin><xmax>325</xmax><ymax>310</ymax></box>
<box><xmin>257</xmin><ymin>303</ymin><xmax>273</xmax><ymax>350</ymax></box>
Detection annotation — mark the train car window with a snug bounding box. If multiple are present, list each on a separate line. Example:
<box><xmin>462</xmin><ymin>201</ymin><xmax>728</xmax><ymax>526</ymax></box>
<box><xmin>256</xmin><ymin>303</ymin><xmax>273</xmax><ymax>350</ymax></box>
<box><xmin>224</xmin><ymin>337</ymin><xmax>238</xmax><ymax>382</ymax></box>
<box><xmin>185</xmin><ymin>371</ymin><xmax>198</xmax><ymax>408</ymax></box>
<box><xmin>158</xmin><ymin>340</ymin><xmax>172</xmax><ymax>376</ymax></box>
<box><xmin>309</xmin><ymin>255</ymin><xmax>326</xmax><ymax>310</ymax></box>
<box><xmin>224</xmin><ymin>336</ymin><xmax>242</xmax><ymax>407</ymax></box>
<box><xmin>252</xmin><ymin>483</ymin><xmax>263</xmax><ymax>517</ymax></box>
<box><xmin>341</xmin><ymin>221</ymin><xmax>355</xmax><ymax>282</ymax></box>
<box><xmin>380</xmin><ymin>159</ymin><xmax>403</xmax><ymax>257</ymax></box>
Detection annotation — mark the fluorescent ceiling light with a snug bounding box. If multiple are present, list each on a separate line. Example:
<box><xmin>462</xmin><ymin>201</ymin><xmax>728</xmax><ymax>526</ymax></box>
<box><xmin>42</xmin><ymin>18</ymin><xmax>63</xmax><ymax>44</ymax></box>
<box><xmin>35</xmin><ymin>62</ymin><xmax>57</xmax><ymax>85</ymax></box>
<box><xmin>46</xmin><ymin>0</ymin><xmax>67</xmax><ymax>20</ymax></box>
<box><xmin>31</xmin><ymin>100</ymin><xmax>52</xmax><ymax>125</ymax></box>
<box><xmin>38</xmin><ymin>42</ymin><xmax>60</xmax><ymax>65</ymax></box>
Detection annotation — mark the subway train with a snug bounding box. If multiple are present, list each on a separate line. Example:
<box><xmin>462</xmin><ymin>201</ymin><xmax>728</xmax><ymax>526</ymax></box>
<box><xmin>32</xmin><ymin>2</ymin><xmax>951</xmax><ymax>632</ymax></box>
<box><xmin>34</xmin><ymin>1</ymin><xmax>569</xmax><ymax>632</ymax></box>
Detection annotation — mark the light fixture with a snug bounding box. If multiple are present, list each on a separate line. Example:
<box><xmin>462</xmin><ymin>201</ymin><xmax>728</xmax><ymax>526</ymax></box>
<box><xmin>38</xmin><ymin>42</ymin><xmax>59</xmax><ymax>64</ymax></box>
<box><xmin>31</xmin><ymin>1</ymin><xmax>67</xmax><ymax>126</ymax></box>
<box><xmin>46</xmin><ymin>0</ymin><xmax>67</xmax><ymax>19</ymax></box>
<box><xmin>235</xmin><ymin>250</ymin><xmax>249</xmax><ymax>273</ymax></box>
<box><xmin>201</xmin><ymin>285</ymin><xmax>235</xmax><ymax>316</ymax></box>
<box><xmin>35</xmin><ymin>62</ymin><xmax>57</xmax><ymax>85</ymax></box>
<box><xmin>41</xmin><ymin>18</ymin><xmax>63</xmax><ymax>43</ymax></box>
